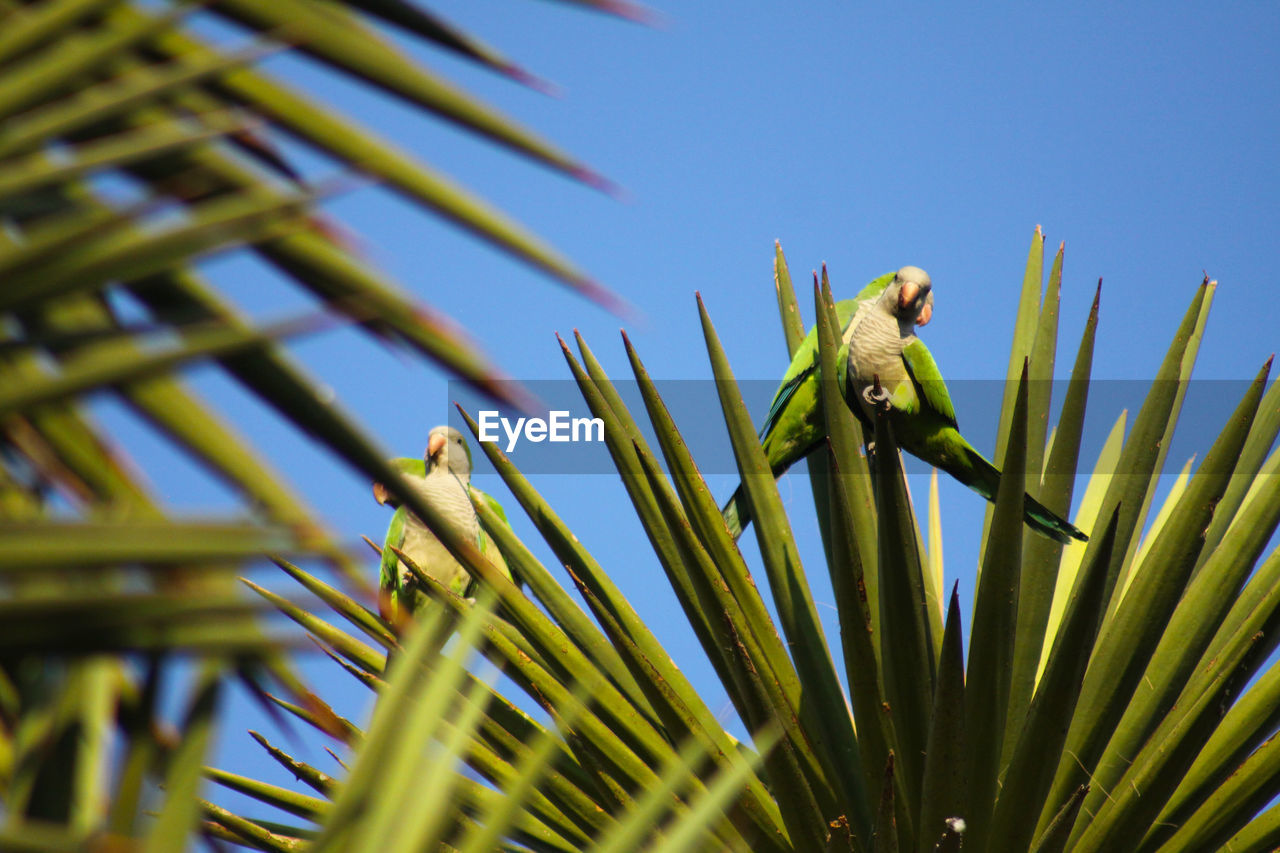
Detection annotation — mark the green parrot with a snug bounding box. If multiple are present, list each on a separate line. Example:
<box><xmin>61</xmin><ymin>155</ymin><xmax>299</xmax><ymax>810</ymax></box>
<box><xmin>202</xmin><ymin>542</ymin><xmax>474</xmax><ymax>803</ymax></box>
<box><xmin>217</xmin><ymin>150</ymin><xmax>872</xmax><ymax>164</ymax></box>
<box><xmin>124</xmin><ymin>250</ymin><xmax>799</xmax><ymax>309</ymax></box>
<box><xmin>721</xmin><ymin>269</ymin><xmax>934</xmax><ymax>539</ymax></box>
<box><xmin>844</xmin><ymin>266</ymin><xmax>1087</xmax><ymax>544</ymax></box>
<box><xmin>372</xmin><ymin>425</ymin><xmax>515</xmax><ymax>623</ymax></box>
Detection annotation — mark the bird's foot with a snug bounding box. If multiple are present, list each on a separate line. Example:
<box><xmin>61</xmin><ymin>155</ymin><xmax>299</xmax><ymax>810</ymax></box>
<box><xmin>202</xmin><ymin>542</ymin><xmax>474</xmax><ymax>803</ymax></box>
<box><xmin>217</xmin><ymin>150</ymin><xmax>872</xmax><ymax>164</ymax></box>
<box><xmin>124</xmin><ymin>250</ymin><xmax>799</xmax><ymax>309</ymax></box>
<box><xmin>862</xmin><ymin>380</ymin><xmax>892</xmax><ymax>413</ymax></box>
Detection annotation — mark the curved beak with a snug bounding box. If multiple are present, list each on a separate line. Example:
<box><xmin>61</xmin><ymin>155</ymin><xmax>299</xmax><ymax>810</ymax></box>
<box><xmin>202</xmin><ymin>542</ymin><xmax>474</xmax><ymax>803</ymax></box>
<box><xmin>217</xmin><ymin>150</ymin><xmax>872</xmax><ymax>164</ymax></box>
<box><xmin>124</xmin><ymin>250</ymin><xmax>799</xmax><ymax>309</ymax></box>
<box><xmin>373</xmin><ymin>481</ymin><xmax>390</xmax><ymax>505</ymax></box>
<box><xmin>898</xmin><ymin>281</ymin><xmax>920</xmax><ymax>313</ymax></box>
<box><xmin>427</xmin><ymin>433</ymin><xmax>447</xmax><ymax>460</ymax></box>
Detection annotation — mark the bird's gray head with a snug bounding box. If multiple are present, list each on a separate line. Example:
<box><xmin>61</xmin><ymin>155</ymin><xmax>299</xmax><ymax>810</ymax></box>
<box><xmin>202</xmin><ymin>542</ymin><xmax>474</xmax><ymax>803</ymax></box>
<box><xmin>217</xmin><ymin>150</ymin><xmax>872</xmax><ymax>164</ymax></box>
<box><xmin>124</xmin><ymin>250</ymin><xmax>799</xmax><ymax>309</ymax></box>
<box><xmin>425</xmin><ymin>425</ymin><xmax>473</xmax><ymax>478</ymax></box>
<box><xmin>884</xmin><ymin>266</ymin><xmax>933</xmax><ymax>326</ymax></box>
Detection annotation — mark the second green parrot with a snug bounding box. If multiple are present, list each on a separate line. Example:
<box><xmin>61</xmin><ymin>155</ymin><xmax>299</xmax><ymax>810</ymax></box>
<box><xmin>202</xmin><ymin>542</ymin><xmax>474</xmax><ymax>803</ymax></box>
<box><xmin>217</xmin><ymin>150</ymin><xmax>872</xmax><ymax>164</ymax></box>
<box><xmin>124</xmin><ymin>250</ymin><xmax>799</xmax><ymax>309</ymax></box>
<box><xmin>721</xmin><ymin>269</ymin><xmax>933</xmax><ymax>539</ymax></box>
<box><xmin>844</xmin><ymin>267</ymin><xmax>1087</xmax><ymax>544</ymax></box>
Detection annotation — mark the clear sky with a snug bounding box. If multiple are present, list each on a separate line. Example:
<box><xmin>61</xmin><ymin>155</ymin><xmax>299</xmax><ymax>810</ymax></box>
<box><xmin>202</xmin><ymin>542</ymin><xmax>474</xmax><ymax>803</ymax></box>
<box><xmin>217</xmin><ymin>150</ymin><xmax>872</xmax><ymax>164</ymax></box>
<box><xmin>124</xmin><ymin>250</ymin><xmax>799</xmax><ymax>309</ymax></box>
<box><xmin>125</xmin><ymin>3</ymin><xmax>1280</xmax><ymax>813</ymax></box>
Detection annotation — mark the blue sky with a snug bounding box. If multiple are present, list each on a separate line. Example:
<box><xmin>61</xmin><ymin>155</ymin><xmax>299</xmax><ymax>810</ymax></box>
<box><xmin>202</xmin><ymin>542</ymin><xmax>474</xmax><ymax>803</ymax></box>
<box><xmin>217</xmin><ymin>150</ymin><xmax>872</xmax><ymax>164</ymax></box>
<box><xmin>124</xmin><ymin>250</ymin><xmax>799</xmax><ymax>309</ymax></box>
<box><xmin>128</xmin><ymin>2</ymin><xmax>1280</xmax><ymax>813</ymax></box>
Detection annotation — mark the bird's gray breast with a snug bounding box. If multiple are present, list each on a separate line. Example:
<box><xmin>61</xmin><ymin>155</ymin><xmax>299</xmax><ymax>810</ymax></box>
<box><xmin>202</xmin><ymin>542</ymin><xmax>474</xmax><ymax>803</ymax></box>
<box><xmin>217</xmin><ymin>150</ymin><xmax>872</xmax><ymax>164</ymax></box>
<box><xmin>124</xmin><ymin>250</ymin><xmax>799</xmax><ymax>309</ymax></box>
<box><xmin>399</xmin><ymin>472</ymin><xmax>479</xmax><ymax>594</ymax></box>
<box><xmin>847</xmin><ymin>309</ymin><xmax>908</xmax><ymax>383</ymax></box>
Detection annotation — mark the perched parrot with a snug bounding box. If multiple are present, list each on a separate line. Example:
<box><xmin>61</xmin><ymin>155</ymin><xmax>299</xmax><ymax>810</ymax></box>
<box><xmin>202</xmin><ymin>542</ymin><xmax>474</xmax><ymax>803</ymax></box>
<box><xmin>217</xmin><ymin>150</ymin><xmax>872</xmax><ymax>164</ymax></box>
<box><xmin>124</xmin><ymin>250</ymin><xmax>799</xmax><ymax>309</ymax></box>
<box><xmin>373</xmin><ymin>425</ymin><xmax>515</xmax><ymax>623</ymax></box>
<box><xmin>844</xmin><ymin>266</ymin><xmax>1087</xmax><ymax>544</ymax></box>
<box><xmin>721</xmin><ymin>269</ymin><xmax>934</xmax><ymax>539</ymax></box>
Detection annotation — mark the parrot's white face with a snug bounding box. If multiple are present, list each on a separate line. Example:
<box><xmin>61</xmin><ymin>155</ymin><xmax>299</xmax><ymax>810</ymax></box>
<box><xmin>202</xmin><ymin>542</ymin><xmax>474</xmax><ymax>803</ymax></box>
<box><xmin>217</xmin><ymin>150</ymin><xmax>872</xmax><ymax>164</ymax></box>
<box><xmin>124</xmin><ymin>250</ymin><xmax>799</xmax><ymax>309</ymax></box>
<box><xmin>884</xmin><ymin>266</ymin><xmax>933</xmax><ymax>326</ymax></box>
<box><xmin>426</xmin><ymin>426</ymin><xmax>473</xmax><ymax>479</ymax></box>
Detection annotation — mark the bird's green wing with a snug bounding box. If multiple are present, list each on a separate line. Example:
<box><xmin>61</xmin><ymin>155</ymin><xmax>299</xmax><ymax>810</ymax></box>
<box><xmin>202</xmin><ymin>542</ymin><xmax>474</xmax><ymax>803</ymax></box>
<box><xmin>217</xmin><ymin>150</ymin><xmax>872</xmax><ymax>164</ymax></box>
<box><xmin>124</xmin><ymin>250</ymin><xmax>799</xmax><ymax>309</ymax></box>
<box><xmin>380</xmin><ymin>505</ymin><xmax>408</xmax><ymax>618</ymax></box>
<box><xmin>471</xmin><ymin>485</ymin><xmax>518</xmax><ymax>589</ymax></box>
<box><xmin>472</xmin><ymin>486</ymin><xmax>509</xmax><ymax>524</ymax></box>
<box><xmin>900</xmin><ymin>337</ymin><xmax>958</xmax><ymax>427</ymax></box>
<box><xmin>758</xmin><ymin>275</ymin><xmax>894</xmax><ymax>441</ymax></box>
<box><xmin>375</xmin><ymin>458</ymin><xmax>426</xmax><ymax>510</ymax></box>
<box><xmin>851</xmin><ymin>271</ymin><xmax>897</xmax><ymax>305</ymax></box>
<box><xmin>389</xmin><ymin>457</ymin><xmax>426</xmax><ymax>476</ymax></box>
<box><xmin>759</xmin><ymin>361</ymin><xmax>816</xmax><ymax>441</ymax></box>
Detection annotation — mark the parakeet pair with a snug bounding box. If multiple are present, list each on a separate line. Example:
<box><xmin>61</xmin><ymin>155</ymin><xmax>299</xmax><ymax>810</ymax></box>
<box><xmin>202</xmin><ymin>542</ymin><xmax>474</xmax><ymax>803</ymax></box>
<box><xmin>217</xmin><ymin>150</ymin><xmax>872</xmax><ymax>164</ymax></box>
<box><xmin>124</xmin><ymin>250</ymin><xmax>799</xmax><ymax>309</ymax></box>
<box><xmin>724</xmin><ymin>266</ymin><xmax>1087</xmax><ymax>544</ymax></box>
<box><xmin>373</xmin><ymin>425</ymin><xmax>515</xmax><ymax>624</ymax></box>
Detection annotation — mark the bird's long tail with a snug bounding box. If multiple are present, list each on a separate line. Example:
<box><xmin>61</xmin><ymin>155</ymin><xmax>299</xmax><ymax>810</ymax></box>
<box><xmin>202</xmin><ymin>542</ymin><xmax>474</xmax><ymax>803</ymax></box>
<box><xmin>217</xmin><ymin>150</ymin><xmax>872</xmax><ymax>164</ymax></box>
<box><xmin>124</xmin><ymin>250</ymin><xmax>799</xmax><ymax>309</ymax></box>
<box><xmin>958</xmin><ymin>445</ymin><xmax>1088</xmax><ymax>544</ymax></box>
<box><xmin>721</xmin><ymin>485</ymin><xmax>749</xmax><ymax>540</ymax></box>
